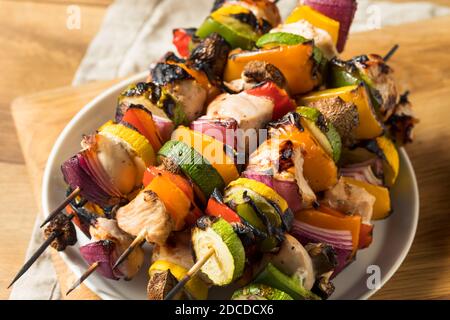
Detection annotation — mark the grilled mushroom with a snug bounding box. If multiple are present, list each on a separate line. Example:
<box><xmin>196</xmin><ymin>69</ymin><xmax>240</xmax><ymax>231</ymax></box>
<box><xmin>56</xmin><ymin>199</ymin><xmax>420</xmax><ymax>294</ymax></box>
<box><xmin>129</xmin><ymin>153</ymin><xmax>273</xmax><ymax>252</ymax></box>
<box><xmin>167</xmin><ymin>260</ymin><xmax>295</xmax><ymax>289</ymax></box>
<box><xmin>306</xmin><ymin>97</ymin><xmax>359</xmax><ymax>147</ymax></box>
<box><xmin>44</xmin><ymin>213</ymin><xmax>77</xmax><ymax>251</ymax></box>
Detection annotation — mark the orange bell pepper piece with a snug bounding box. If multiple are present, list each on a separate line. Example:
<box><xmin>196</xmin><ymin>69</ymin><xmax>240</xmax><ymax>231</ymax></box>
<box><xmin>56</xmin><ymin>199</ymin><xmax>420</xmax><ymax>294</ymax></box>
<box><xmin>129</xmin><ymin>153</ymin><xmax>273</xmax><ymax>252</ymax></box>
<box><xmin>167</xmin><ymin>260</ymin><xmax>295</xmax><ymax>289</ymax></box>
<box><xmin>224</xmin><ymin>43</ymin><xmax>320</xmax><ymax>95</ymax></box>
<box><xmin>145</xmin><ymin>172</ymin><xmax>191</xmax><ymax>231</ymax></box>
<box><xmin>295</xmin><ymin>209</ymin><xmax>361</xmax><ymax>255</ymax></box>
<box><xmin>275</xmin><ymin>124</ymin><xmax>338</xmax><ymax>192</ymax></box>
<box><xmin>143</xmin><ymin>166</ymin><xmax>194</xmax><ymax>202</ymax></box>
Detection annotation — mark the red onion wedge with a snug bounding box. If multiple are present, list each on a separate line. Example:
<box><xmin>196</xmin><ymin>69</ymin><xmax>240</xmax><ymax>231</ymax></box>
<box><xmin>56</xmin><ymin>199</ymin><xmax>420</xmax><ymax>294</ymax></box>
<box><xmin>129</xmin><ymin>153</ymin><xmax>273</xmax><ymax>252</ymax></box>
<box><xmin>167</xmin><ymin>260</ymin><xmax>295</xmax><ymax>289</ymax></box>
<box><xmin>190</xmin><ymin>116</ymin><xmax>238</xmax><ymax>150</ymax></box>
<box><xmin>79</xmin><ymin>240</ymin><xmax>121</xmax><ymax>280</ymax></box>
<box><xmin>78</xmin><ymin>150</ymin><xmax>121</xmax><ymax>199</ymax></box>
<box><xmin>152</xmin><ymin>115</ymin><xmax>174</xmax><ymax>143</ymax></box>
<box><xmin>340</xmin><ymin>164</ymin><xmax>383</xmax><ymax>186</ymax></box>
<box><xmin>302</xmin><ymin>0</ymin><xmax>357</xmax><ymax>52</ymax></box>
<box><xmin>291</xmin><ymin>220</ymin><xmax>354</xmax><ymax>275</ymax></box>
<box><xmin>61</xmin><ymin>155</ymin><xmax>110</xmax><ymax>207</ymax></box>
<box><xmin>242</xmin><ymin>171</ymin><xmax>303</xmax><ymax>213</ymax></box>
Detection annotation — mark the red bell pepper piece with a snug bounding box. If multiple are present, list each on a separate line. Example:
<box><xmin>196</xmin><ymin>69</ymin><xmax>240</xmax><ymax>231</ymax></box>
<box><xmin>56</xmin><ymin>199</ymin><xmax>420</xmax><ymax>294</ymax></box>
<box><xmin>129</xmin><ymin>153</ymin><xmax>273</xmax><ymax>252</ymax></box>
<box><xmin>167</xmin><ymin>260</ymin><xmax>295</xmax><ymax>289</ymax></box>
<box><xmin>358</xmin><ymin>223</ymin><xmax>374</xmax><ymax>249</ymax></box>
<box><xmin>172</xmin><ymin>28</ymin><xmax>195</xmax><ymax>58</ymax></box>
<box><xmin>245</xmin><ymin>81</ymin><xmax>296</xmax><ymax>120</ymax></box>
<box><xmin>206</xmin><ymin>198</ymin><xmax>241</xmax><ymax>223</ymax></box>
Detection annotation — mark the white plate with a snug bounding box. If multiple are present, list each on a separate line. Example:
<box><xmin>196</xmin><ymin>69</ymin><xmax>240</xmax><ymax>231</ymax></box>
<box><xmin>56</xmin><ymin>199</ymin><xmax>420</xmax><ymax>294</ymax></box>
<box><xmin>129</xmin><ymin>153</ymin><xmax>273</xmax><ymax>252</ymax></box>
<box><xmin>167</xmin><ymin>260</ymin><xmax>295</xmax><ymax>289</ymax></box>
<box><xmin>42</xmin><ymin>72</ymin><xmax>419</xmax><ymax>300</ymax></box>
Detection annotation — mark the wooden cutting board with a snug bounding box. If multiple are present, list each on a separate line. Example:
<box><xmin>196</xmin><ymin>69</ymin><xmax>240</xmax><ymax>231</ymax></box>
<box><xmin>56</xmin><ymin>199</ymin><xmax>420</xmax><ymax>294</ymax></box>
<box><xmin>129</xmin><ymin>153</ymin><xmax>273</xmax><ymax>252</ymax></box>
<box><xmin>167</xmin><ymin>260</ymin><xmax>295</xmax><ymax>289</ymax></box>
<box><xmin>11</xmin><ymin>16</ymin><xmax>450</xmax><ymax>300</ymax></box>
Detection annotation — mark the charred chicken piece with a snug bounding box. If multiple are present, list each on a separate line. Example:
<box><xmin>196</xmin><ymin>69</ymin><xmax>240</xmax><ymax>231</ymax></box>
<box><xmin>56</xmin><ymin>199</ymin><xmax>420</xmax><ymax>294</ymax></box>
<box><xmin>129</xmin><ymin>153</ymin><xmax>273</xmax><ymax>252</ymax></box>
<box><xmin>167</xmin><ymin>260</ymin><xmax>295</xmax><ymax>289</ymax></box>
<box><xmin>152</xmin><ymin>231</ymin><xmax>194</xmax><ymax>271</ymax></box>
<box><xmin>44</xmin><ymin>213</ymin><xmax>77</xmax><ymax>251</ymax></box>
<box><xmin>116</xmin><ymin>190</ymin><xmax>174</xmax><ymax>246</ymax></box>
<box><xmin>353</xmin><ymin>54</ymin><xmax>398</xmax><ymax>120</ymax></box>
<box><xmin>322</xmin><ymin>177</ymin><xmax>375</xmax><ymax>223</ymax></box>
<box><xmin>386</xmin><ymin>91</ymin><xmax>418</xmax><ymax>145</ymax></box>
<box><xmin>149</xmin><ymin>62</ymin><xmax>207</xmax><ymax>122</ymax></box>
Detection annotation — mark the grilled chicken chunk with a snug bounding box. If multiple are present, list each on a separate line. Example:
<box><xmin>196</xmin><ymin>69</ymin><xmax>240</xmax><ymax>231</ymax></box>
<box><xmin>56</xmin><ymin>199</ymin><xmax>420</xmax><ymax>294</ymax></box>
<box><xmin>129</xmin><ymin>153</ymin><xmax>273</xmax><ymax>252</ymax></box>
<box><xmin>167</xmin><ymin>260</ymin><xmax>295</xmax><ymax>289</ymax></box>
<box><xmin>90</xmin><ymin>217</ymin><xmax>144</xmax><ymax>279</ymax></box>
<box><xmin>322</xmin><ymin>177</ymin><xmax>375</xmax><ymax>223</ymax></box>
<box><xmin>247</xmin><ymin>138</ymin><xmax>317</xmax><ymax>208</ymax></box>
<box><xmin>292</xmin><ymin>146</ymin><xmax>317</xmax><ymax>208</ymax></box>
<box><xmin>206</xmin><ymin>92</ymin><xmax>273</xmax><ymax>131</ymax></box>
<box><xmin>352</xmin><ymin>54</ymin><xmax>398</xmax><ymax>120</ymax></box>
<box><xmin>93</xmin><ymin>133</ymin><xmax>144</xmax><ymax>195</ymax></box>
<box><xmin>152</xmin><ymin>231</ymin><xmax>194</xmax><ymax>270</ymax></box>
<box><xmin>165</xmin><ymin>79</ymin><xmax>207</xmax><ymax>121</ymax></box>
<box><xmin>116</xmin><ymin>190</ymin><xmax>174</xmax><ymax>246</ymax></box>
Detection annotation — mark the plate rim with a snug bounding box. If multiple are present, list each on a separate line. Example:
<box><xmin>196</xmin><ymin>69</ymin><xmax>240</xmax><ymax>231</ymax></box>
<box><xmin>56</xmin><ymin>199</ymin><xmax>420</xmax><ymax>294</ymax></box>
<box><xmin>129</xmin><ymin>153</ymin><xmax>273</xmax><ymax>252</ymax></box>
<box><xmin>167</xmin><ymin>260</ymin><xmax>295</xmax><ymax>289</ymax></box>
<box><xmin>41</xmin><ymin>72</ymin><xmax>419</xmax><ymax>300</ymax></box>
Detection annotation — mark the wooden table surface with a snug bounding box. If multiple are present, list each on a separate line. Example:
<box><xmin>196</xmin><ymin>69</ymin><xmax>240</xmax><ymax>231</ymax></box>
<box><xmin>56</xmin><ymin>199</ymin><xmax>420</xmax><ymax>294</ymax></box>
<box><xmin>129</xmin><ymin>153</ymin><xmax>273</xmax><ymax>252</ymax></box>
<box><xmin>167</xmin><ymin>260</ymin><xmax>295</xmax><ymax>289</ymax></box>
<box><xmin>1</xmin><ymin>0</ymin><xmax>449</xmax><ymax>300</ymax></box>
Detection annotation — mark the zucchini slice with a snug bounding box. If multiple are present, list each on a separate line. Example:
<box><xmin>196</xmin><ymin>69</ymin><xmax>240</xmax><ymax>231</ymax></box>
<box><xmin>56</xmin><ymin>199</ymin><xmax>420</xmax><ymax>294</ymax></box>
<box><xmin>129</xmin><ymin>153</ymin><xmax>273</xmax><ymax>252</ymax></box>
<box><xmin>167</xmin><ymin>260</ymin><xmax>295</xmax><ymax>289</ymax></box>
<box><xmin>296</xmin><ymin>106</ymin><xmax>342</xmax><ymax>162</ymax></box>
<box><xmin>171</xmin><ymin>126</ymin><xmax>239</xmax><ymax>185</ymax></box>
<box><xmin>232</xmin><ymin>284</ymin><xmax>293</xmax><ymax>300</ymax></box>
<box><xmin>192</xmin><ymin>217</ymin><xmax>245</xmax><ymax>286</ymax></box>
<box><xmin>158</xmin><ymin>140</ymin><xmax>225</xmax><ymax>197</ymax></box>
<box><xmin>224</xmin><ymin>185</ymin><xmax>283</xmax><ymax>252</ymax></box>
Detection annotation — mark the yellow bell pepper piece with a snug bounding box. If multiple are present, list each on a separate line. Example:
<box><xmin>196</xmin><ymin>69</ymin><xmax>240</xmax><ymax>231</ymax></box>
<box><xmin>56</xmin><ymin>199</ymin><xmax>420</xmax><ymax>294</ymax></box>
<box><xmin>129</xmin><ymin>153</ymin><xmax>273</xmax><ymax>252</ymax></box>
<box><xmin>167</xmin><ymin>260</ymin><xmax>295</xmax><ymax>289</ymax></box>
<box><xmin>228</xmin><ymin>178</ymin><xmax>289</xmax><ymax>213</ymax></box>
<box><xmin>342</xmin><ymin>177</ymin><xmax>391</xmax><ymax>220</ymax></box>
<box><xmin>299</xmin><ymin>84</ymin><xmax>384</xmax><ymax>140</ymax></box>
<box><xmin>98</xmin><ymin>121</ymin><xmax>155</xmax><ymax>167</ymax></box>
<box><xmin>376</xmin><ymin>136</ymin><xmax>400</xmax><ymax>186</ymax></box>
<box><xmin>149</xmin><ymin>260</ymin><xmax>208</xmax><ymax>300</ymax></box>
<box><xmin>211</xmin><ymin>4</ymin><xmax>250</xmax><ymax>19</ymax></box>
<box><xmin>286</xmin><ymin>5</ymin><xmax>340</xmax><ymax>46</ymax></box>
<box><xmin>224</xmin><ymin>43</ymin><xmax>320</xmax><ymax>95</ymax></box>
<box><xmin>171</xmin><ymin>126</ymin><xmax>239</xmax><ymax>185</ymax></box>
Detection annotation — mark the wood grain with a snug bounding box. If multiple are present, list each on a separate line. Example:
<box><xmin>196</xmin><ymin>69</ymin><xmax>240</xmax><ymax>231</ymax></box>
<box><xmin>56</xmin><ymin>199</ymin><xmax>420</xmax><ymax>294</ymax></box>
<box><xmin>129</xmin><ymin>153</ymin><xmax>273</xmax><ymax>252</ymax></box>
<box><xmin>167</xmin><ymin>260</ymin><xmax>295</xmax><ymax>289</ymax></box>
<box><xmin>0</xmin><ymin>0</ymin><xmax>110</xmax><ymax>300</ymax></box>
<box><xmin>10</xmin><ymin>16</ymin><xmax>450</xmax><ymax>300</ymax></box>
